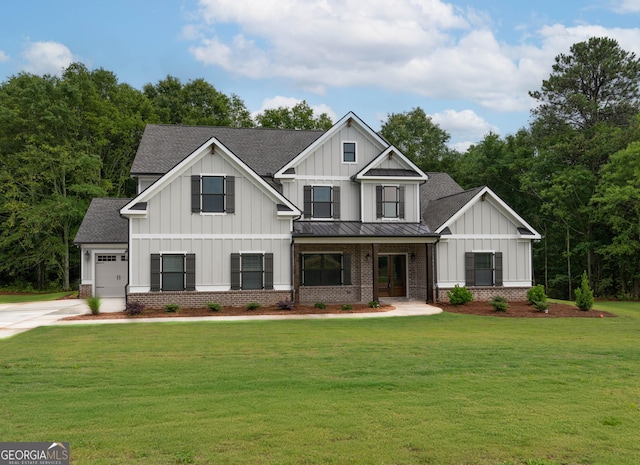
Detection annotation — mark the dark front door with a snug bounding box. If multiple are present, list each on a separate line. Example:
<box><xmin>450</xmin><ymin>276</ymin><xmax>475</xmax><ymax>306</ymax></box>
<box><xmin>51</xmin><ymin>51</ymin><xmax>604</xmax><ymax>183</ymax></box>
<box><xmin>378</xmin><ymin>254</ymin><xmax>407</xmax><ymax>298</ymax></box>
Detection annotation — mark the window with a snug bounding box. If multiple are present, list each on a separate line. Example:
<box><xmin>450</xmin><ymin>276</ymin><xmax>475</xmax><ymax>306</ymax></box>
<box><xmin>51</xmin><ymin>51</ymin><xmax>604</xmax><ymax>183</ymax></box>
<box><xmin>303</xmin><ymin>185</ymin><xmax>340</xmax><ymax>219</ymax></box>
<box><xmin>343</xmin><ymin>142</ymin><xmax>356</xmax><ymax>163</ymax></box>
<box><xmin>150</xmin><ymin>254</ymin><xmax>196</xmax><ymax>292</ymax></box>
<box><xmin>191</xmin><ymin>175</ymin><xmax>235</xmax><ymax>214</ymax></box>
<box><xmin>465</xmin><ymin>252</ymin><xmax>503</xmax><ymax>287</ymax></box>
<box><xmin>231</xmin><ymin>253</ymin><xmax>274</xmax><ymax>290</ymax></box>
<box><xmin>376</xmin><ymin>185</ymin><xmax>405</xmax><ymax>219</ymax></box>
<box><xmin>97</xmin><ymin>255</ymin><xmax>116</xmax><ymax>262</ymax></box>
<box><xmin>301</xmin><ymin>253</ymin><xmax>351</xmax><ymax>286</ymax></box>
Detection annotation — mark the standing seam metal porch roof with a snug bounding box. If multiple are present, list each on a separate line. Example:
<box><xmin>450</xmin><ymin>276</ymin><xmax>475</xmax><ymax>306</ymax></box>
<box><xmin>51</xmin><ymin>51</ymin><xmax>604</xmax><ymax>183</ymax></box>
<box><xmin>293</xmin><ymin>221</ymin><xmax>436</xmax><ymax>237</ymax></box>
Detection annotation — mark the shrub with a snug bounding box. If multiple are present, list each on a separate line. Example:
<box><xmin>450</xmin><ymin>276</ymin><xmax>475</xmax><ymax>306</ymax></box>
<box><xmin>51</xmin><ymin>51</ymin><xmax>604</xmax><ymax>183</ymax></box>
<box><xmin>164</xmin><ymin>303</ymin><xmax>179</xmax><ymax>313</ymax></box>
<box><xmin>575</xmin><ymin>271</ymin><xmax>594</xmax><ymax>311</ymax></box>
<box><xmin>533</xmin><ymin>300</ymin><xmax>549</xmax><ymax>312</ymax></box>
<box><xmin>527</xmin><ymin>284</ymin><xmax>547</xmax><ymax>305</ymax></box>
<box><xmin>246</xmin><ymin>302</ymin><xmax>261</xmax><ymax>310</ymax></box>
<box><xmin>314</xmin><ymin>302</ymin><xmax>326</xmax><ymax>309</ymax></box>
<box><xmin>447</xmin><ymin>285</ymin><xmax>473</xmax><ymax>305</ymax></box>
<box><xmin>207</xmin><ymin>302</ymin><xmax>222</xmax><ymax>312</ymax></box>
<box><xmin>490</xmin><ymin>296</ymin><xmax>508</xmax><ymax>312</ymax></box>
<box><xmin>368</xmin><ymin>300</ymin><xmax>380</xmax><ymax>308</ymax></box>
<box><xmin>341</xmin><ymin>304</ymin><xmax>353</xmax><ymax>310</ymax></box>
<box><xmin>276</xmin><ymin>298</ymin><xmax>293</xmax><ymax>310</ymax></box>
<box><xmin>86</xmin><ymin>296</ymin><xmax>101</xmax><ymax>315</ymax></box>
<box><xmin>124</xmin><ymin>301</ymin><xmax>144</xmax><ymax>316</ymax></box>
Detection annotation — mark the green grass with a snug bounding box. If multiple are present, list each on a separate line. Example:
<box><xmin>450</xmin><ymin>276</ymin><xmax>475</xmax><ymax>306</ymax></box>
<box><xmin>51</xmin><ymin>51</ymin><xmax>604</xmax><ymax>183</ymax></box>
<box><xmin>0</xmin><ymin>291</ymin><xmax>75</xmax><ymax>303</ymax></box>
<box><xmin>1</xmin><ymin>301</ymin><xmax>639</xmax><ymax>464</ymax></box>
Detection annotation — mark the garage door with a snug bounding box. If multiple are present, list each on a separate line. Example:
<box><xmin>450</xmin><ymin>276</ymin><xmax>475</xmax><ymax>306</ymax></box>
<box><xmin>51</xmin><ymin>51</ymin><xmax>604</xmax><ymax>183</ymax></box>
<box><xmin>95</xmin><ymin>254</ymin><xmax>128</xmax><ymax>297</ymax></box>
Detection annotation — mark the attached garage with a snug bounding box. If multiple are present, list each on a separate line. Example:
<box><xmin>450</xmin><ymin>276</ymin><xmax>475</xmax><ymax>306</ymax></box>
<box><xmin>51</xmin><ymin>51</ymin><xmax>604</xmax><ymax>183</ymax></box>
<box><xmin>95</xmin><ymin>254</ymin><xmax>128</xmax><ymax>297</ymax></box>
<box><xmin>74</xmin><ymin>198</ymin><xmax>131</xmax><ymax>299</ymax></box>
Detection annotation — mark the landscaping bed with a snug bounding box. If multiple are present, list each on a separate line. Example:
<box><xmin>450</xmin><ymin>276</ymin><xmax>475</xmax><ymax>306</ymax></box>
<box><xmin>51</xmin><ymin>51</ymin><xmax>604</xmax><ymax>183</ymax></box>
<box><xmin>64</xmin><ymin>302</ymin><xmax>393</xmax><ymax>319</ymax></box>
<box><xmin>440</xmin><ymin>300</ymin><xmax>616</xmax><ymax>317</ymax></box>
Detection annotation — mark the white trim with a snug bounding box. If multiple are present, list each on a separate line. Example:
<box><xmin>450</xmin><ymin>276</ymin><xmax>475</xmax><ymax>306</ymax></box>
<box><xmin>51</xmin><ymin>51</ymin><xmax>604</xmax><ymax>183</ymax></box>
<box><xmin>129</xmin><ymin>286</ymin><xmax>151</xmax><ymax>293</ymax></box>
<box><xmin>471</xmin><ymin>249</ymin><xmax>495</xmax><ymax>253</ymax></box>
<box><xmin>341</xmin><ymin>141</ymin><xmax>357</xmax><ymax>164</ymax></box>
<box><xmin>238</xmin><ymin>250</ymin><xmax>266</xmax><ymax>254</ymax></box>
<box><xmin>158</xmin><ymin>250</ymin><xmax>188</xmax><ymax>255</ymax></box>
<box><xmin>195</xmin><ymin>285</ymin><xmax>230</xmax><ymax>292</ymax></box>
<box><xmin>439</xmin><ymin>234</ymin><xmax>535</xmax><ymax>240</ymax></box>
<box><xmin>131</xmin><ymin>234</ymin><xmax>291</xmax><ymax>240</ymax></box>
<box><xmin>121</xmin><ymin>137</ymin><xmax>301</xmax><ymax>217</ymax></box>
<box><xmin>291</xmin><ymin>175</ymin><xmax>352</xmax><ymax>181</ymax></box>
<box><xmin>354</xmin><ymin>146</ymin><xmax>429</xmax><ymax>182</ymax></box>
<box><xmin>437</xmin><ymin>281</ymin><xmax>533</xmax><ymax>288</ymax></box>
<box><xmin>275</xmin><ymin>112</ymin><xmax>388</xmax><ymax>178</ymax></box>
<box><xmin>294</xmin><ymin>236</ymin><xmax>437</xmax><ymax>244</ymax></box>
<box><xmin>435</xmin><ymin>186</ymin><xmax>541</xmax><ymax>239</ymax></box>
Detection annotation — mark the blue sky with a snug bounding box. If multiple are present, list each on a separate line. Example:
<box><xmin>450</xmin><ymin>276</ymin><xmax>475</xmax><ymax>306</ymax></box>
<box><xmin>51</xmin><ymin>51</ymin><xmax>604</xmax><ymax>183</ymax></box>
<box><xmin>2</xmin><ymin>0</ymin><xmax>640</xmax><ymax>150</ymax></box>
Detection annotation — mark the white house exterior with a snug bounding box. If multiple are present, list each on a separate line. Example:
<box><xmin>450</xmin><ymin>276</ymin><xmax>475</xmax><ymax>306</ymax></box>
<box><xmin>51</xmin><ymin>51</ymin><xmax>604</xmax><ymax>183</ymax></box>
<box><xmin>75</xmin><ymin>112</ymin><xmax>540</xmax><ymax>307</ymax></box>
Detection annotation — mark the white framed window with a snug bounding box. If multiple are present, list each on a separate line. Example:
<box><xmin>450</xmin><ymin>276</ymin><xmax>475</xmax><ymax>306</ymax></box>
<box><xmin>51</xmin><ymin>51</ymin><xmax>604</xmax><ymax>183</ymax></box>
<box><xmin>342</xmin><ymin>142</ymin><xmax>356</xmax><ymax>163</ymax></box>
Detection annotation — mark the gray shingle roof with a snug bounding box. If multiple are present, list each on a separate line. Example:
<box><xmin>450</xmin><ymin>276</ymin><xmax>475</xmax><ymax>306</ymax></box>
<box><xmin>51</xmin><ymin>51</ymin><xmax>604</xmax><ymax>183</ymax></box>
<box><xmin>423</xmin><ymin>187</ymin><xmax>483</xmax><ymax>231</ymax></box>
<box><xmin>74</xmin><ymin>198</ymin><xmax>131</xmax><ymax>244</ymax></box>
<box><xmin>131</xmin><ymin>124</ymin><xmax>324</xmax><ymax>176</ymax></box>
<box><xmin>293</xmin><ymin>221</ymin><xmax>436</xmax><ymax>237</ymax></box>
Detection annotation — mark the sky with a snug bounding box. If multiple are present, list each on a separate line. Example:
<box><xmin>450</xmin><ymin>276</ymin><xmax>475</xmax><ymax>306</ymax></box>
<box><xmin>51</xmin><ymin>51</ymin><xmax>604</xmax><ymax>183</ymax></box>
<box><xmin>2</xmin><ymin>1</ymin><xmax>640</xmax><ymax>150</ymax></box>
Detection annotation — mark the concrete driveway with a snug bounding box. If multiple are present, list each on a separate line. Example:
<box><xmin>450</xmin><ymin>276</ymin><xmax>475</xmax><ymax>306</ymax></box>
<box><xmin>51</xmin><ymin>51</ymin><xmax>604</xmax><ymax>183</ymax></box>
<box><xmin>0</xmin><ymin>298</ymin><xmax>441</xmax><ymax>339</ymax></box>
<box><xmin>0</xmin><ymin>298</ymin><xmax>125</xmax><ymax>339</ymax></box>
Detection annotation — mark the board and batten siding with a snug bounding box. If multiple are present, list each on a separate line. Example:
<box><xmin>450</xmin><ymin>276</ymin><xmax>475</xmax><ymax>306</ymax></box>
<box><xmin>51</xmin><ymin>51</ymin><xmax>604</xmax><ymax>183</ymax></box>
<box><xmin>360</xmin><ymin>182</ymin><xmax>420</xmax><ymax>223</ymax></box>
<box><xmin>436</xmin><ymin>199</ymin><xmax>533</xmax><ymax>287</ymax></box>
<box><xmin>128</xmin><ymin>151</ymin><xmax>293</xmax><ymax>291</ymax></box>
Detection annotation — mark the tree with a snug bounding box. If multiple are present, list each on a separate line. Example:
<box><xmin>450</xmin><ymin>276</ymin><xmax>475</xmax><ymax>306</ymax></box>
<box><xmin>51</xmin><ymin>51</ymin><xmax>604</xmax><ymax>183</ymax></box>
<box><xmin>380</xmin><ymin>108</ymin><xmax>458</xmax><ymax>173</ymax></box>
<box><xmin>527</xmin><ymin>38</ymin><xmax>640</xmax><ymax>297</ymax></box>
<box><xmin>530</xmin><ymin>37</ymin><xmax>640</xmax><ymax>132</ymax></box>
<box><xmin>591</xmin><ymin>140</ymin><xmax>640</xmax><ymax>297</ymax></box>
<box><xmin>255</xmin><ymin>101</ymin><xmax>332</xmax><ymax>130</ymax></box>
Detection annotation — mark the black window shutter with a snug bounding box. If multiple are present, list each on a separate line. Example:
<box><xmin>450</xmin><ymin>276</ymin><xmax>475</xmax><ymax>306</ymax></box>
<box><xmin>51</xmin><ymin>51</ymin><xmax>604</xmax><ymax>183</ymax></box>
<box><xmin>230</xmin><ymin>253</ymin><xmax>241</xmax><ymax>290</ymax></box>
<box><xmin>495</xmin><ymin>252</ymin><xmax>503</xmax><ymax>286</ymax></box>
<box><xmin>399</xmin><ymin>186</ymin><xmax>405</xmax><ymax>219</ymax></box>
<box><xmin>333</xmin><ymin>186</ymin><xmax>340</xmax><ymax>219</ymax></box>
<box><xmin>343</xmin><ymin>253</ymin><xmax>351</xmax><ymax>285</ymax></box>
<box><xmin>376</xmin><ymin>185</ymin><xmax>383</xmax><ymax>219</ymax></box>
<box><xmin>150</xmin><ymin>254</ymin><xmax>161</xmax><ymax>291</ymax></box>
<box><xmin>226</xmin><ymin>176</ymin><xmax>235</xmax><ymax>214</ymax></box>
<box><xmin>264</xmin><ymin>253</ymin><xmax>274</xmax><ymax>290</ymax></box>
<box><xmin>303</xmin><ymin>185</ymin><xmax>312</xmax><ymax>218</ymax></box>
<box><xmin>465</xmin><ymin>252</ymin><xmax>475</xmax><ymax>286</ymax></box>
<box><xmin>191</xmin><ymin>175</ymin><xmax>201</xmax><ymax>213</ymax></box>
<box><xmin>185</xmin><ymin>253</ymin><xmax>196</xmax><ymax>291</ymax></box>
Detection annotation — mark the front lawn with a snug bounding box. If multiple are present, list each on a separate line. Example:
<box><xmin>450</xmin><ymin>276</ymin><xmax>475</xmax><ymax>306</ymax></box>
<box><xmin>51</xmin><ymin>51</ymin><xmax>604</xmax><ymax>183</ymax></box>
<box><xmin>0</xmin><ymin>291</ymin><xmax>75</xmax><ymax>303</ymax></box>
<box><xmin>1</xmin><ymin>301</ymin><xmax>639</xmax><ymax>464</ymax></box>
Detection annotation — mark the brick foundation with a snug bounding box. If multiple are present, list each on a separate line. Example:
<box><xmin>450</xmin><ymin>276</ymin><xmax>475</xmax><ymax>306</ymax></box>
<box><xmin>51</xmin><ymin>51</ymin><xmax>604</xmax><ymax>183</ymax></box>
<box><xmin>127</xmin><ymin>290</ymin><xmax>291</xmax><ymax>310</ymax></box>
<box><xmin>437</xmin><ymin>286</ymin><xmax>529</xmax><ymax>303</ymax></box>
<box><xmin>79</xmin><ymin>284</ymin><xmax>93</xmax><ymax>299</ymax></box>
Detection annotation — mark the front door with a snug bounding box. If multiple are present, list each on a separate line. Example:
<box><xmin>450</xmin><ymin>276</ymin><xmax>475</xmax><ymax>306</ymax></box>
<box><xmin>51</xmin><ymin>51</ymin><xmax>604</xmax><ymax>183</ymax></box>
<box><xmin>378</xmin><ymin>254</ymin><xmax>407</xmax><ymax>298</ymax></box>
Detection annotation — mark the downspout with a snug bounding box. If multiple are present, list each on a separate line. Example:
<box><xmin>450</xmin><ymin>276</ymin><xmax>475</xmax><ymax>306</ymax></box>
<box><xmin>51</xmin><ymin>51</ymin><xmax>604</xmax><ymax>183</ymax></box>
<box><xmin>434</xmin><ymin>237</ymin><xmax>440</xmax><ymax>303</ymax></box>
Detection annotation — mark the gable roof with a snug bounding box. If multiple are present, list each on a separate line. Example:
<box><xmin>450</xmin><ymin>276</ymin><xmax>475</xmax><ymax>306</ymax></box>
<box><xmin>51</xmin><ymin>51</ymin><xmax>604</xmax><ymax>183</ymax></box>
<box><xmin>74</xmin><ymin>198</ymin><xmax>131</xmax><ymax>244</ymax></box>
<box><xmin>122</xmin><ymin>136</ymin><xmax>301</xmax><ymax>218</ymax></box>
<box><xmin>354</xmin><ymin>146</ymin><xmax>429</xmax><ymax>182</ymax></box>
<box><xmin>131</xmin><ymin>125</ymin><xmax>324</xmax><ymax>177</ymax></box>
<box><xmin>423</xmin><ymin>184</ymin><xmax>542</xmax><ymax>239</ymax></box>
<box><xmin>275</xmin><ymin>112</ymin><xmax>388</xmax><ymax>178</ymax></box>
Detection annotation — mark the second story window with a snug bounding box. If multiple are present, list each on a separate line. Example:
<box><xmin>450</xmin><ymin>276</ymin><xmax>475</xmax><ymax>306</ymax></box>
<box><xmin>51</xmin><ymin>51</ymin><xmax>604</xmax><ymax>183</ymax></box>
<box><xmin>343</xmin><ymin>142</ymin><xmax>356</xmax><ymax>163</ymax></box>
<box><xmin>191</xmin><ymin>175</ymin><xmax>235</xmax><ymax>214</ymax></box>
<box><xmin>303</xmin><ymin>185</ymin><xmax>341</xmax><ymax>219</ymax></box>
<box><xmin>376</xmin><ymin>185</ymin><xmax>405</xmax><ymax>219</ymax></box>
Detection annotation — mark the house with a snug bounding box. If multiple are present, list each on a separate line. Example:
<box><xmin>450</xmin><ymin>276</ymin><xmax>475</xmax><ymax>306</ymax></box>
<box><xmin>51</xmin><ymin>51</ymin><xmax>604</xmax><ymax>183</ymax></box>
<box><xmin>74</xmin><ymin>112</ymin><xmax>540</xmax><ymax>308</ymax></box>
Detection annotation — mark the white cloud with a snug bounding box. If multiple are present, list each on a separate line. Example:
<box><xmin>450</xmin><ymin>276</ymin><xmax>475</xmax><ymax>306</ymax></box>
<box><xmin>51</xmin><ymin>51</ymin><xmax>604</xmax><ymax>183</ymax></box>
<box><xmin>611</xmin><ymin>0</ymin><xmax>640</xmax><ymax>13</ymax></box>
<box><xmin>255</xmin><ymin>96</ymin><xmax>338</xmax><ymax>121</ymax></box>
<box><xmin>431</xmin><ymin>109</ymin><xmax>497</xmax><ymax>151</ymax></box>
<box><xmin>186</xmin><ymin>0</ymin><xmax>640</xmax><ymax>114</ymax></box>
<box><xmin>0</xmin><ymin>50</ymin><xmax>8</xmax><ymax>63</ymax></box>
<box><xmin>21</xmin><ymin>41</ymin><xmax>75</xmax><ymax>76</ymax></box>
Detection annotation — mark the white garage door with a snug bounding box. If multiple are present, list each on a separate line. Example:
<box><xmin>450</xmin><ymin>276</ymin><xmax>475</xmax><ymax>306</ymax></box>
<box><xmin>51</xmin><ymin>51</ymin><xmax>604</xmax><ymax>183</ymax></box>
<box><xmin>95</xmin><ymin>254</ymin><xmax>128</xmax><ymax>297</ymax></box>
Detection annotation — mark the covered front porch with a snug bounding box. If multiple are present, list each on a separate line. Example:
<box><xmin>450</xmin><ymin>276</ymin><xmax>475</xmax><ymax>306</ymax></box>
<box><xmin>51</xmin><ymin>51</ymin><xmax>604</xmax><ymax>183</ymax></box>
<box><xmin>292</xmin><ymin>222</ymin><xmax>438</xmax><ymax>304</ymax></box>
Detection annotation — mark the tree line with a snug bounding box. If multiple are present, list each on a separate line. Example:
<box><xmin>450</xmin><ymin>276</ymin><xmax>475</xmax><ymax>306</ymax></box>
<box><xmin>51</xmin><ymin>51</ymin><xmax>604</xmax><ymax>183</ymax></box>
<box><xmin>1</xmin><ymin>37</ymin><xmax>638</xmax><ymax>299</ymax></box>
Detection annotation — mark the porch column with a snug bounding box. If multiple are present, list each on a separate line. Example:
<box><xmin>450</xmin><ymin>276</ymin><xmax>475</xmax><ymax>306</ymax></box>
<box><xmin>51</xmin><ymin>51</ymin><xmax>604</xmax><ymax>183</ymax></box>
<box><xmin>293</xmin><ymin>243</ymin><xmax>301</xmax><ymax>304</ymax></box>
<box><xmin>426</xmin><ymin>243</ymin><xmax>435</xmax><ymax>303</ymax></box>
<box><xmin>372</xmin><ymin>243</ymin><xmax>379</xmax><ymax>302</ymax></box>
